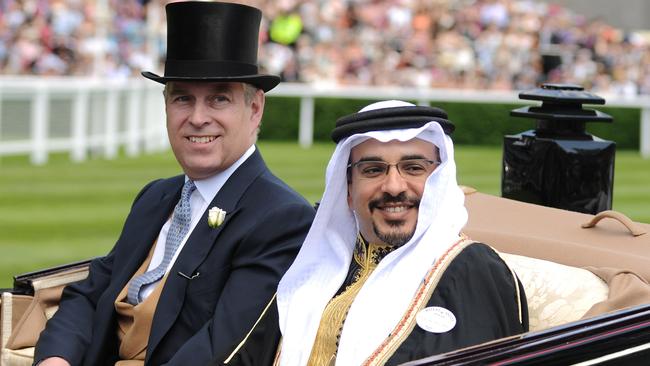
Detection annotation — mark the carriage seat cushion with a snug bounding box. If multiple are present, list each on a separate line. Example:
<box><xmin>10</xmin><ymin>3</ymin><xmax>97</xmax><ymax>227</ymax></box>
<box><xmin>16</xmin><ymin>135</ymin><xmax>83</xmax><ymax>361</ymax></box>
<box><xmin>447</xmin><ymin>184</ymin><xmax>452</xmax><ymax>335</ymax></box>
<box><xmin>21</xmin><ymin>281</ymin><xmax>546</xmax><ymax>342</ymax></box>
<box><xmin>2</xmin><ymin>346</ymin><xmax>34</xmax><ymax>366</ymax></box>
<box><xmin>499</xmin><ymin>252</ymin><xmax>609</xmax><ymax>332</ymax></box>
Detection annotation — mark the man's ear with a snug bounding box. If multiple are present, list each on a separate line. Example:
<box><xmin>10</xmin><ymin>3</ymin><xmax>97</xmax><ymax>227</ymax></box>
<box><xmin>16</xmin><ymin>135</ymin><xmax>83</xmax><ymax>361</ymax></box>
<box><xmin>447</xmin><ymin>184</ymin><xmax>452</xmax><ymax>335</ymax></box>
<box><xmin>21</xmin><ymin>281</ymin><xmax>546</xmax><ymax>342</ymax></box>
<box><xmin>250</xmin><ymin>89</ymin><xmax>265</xmax><ymax>127</ymax></box>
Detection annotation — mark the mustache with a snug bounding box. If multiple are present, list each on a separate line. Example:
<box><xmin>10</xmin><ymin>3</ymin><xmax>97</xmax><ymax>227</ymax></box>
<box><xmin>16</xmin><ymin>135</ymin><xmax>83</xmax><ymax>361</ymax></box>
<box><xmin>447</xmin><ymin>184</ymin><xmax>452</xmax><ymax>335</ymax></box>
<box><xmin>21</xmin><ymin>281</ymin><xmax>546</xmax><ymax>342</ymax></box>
<box><xmin>368</xmin><ymin>192</ymin><xmax>420</xmax><ymax>212</ymax></box>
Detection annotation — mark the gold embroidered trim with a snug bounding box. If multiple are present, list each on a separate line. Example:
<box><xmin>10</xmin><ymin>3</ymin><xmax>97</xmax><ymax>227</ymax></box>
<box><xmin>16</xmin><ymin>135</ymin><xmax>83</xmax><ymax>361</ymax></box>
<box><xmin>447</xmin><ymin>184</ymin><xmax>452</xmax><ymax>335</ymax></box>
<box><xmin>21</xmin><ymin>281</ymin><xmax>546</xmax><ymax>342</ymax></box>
<box><xmin>223</xmin><ymin>293</ymin><xmax>277</xmax><ymax>364</ymax></box>
<box><xmin>308</xmin><ymin>235</ymin><xmax>393</xmax><ymax>364</ymax></box>
<box><xmin>362</xmin><ymin>238</ymin><xmax>475</xmax><ymax>366</ymax></box>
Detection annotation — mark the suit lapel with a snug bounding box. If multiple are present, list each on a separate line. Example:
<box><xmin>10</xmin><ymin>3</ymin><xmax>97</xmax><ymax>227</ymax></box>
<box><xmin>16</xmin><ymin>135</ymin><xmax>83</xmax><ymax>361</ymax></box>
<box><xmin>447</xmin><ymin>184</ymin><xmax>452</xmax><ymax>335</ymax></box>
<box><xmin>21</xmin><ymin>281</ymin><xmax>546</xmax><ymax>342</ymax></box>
<box><xmin>113</xmin><ymin>177</ymin><xmax>184</xmax><ymax>291</ymax></box>
<box><xmin>147</xmin><ymin>149</ymin><xmax>268</xmax><ymax>360</ymax></box>
<box><xmin>84</xmin><ymin>177</ymin><xmax>183</xmax><ymax>366</ymax></box>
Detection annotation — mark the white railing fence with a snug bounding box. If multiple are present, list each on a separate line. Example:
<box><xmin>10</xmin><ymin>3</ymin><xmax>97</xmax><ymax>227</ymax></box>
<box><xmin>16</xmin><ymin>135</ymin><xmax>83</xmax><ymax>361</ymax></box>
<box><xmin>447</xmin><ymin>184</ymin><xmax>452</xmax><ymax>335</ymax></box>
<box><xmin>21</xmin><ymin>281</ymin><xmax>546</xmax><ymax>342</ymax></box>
<box><xmin>1</xmin><ymin>76</ymin><xmax>649</xmax><ymax>165</ymax></box>
<box><xmin>0</xmin><ymin>77</ymin><xmax>168</xmax><ymax>165</ymax></box>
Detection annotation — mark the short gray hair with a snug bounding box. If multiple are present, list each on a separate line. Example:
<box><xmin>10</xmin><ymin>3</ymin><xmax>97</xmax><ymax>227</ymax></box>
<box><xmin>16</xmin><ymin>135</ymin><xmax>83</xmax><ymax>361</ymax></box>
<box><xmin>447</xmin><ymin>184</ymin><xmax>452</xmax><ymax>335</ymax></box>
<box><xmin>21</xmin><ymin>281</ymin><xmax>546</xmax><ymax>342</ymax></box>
<box><xmin>242</xmin><ymin>83</ymin><xmax>259</xmax><ymax>105</ymax></box>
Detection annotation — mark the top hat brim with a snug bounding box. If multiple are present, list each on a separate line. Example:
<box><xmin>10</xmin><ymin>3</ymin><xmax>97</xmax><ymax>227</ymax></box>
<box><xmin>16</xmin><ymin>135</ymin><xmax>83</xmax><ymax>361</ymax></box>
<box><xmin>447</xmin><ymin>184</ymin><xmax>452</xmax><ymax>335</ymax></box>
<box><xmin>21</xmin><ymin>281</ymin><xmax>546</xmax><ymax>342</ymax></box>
<box><xmin>141</xmin><ymin>71</ymin><xmax>281</xmax><ymax>92</ymax></box>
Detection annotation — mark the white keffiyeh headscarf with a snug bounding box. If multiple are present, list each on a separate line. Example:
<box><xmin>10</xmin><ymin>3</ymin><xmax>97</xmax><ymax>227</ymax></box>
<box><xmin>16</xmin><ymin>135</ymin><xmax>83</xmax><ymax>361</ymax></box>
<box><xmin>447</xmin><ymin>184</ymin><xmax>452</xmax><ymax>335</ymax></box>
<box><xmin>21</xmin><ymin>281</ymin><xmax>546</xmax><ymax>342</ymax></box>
<box><xmin>277</xmin><ymin>100</ymin><xmax>468</xmax><ymax>366</ymax></box>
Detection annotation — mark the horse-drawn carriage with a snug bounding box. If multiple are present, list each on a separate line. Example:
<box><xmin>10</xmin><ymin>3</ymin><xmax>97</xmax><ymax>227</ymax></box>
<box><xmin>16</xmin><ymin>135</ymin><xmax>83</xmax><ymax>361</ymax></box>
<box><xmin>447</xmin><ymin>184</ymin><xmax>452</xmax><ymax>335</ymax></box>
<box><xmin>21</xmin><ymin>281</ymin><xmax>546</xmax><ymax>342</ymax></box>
<box><xmin>2</xmin><ymin>85</ymin><xmax>649</xmax><ymax>365</ymax></box>
<box><xmin>2</xmin><ymin>187</ymin><xmax>649</xmax><ymax>365</ymax></box>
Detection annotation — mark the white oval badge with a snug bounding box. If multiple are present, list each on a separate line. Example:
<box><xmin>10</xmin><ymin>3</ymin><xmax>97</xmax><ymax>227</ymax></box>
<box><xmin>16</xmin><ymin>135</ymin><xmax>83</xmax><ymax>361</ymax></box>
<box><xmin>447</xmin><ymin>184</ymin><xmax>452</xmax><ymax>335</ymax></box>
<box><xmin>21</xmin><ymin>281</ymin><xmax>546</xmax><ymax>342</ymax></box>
<box><xmin>416</xmin><ymin>306</ymin><xmax>456</xmax><ymax>333</ymax></box>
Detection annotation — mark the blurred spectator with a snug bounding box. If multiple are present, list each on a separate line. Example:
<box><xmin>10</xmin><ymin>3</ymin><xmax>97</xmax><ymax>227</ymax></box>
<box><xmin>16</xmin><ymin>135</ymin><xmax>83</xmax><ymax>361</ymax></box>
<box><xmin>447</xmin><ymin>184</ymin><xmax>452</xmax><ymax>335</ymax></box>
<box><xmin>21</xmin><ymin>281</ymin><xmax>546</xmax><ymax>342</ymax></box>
<box><xmin>0</xmin><ymin>0</ymin><xmax>648</xmax><ymax>96</ymax></box>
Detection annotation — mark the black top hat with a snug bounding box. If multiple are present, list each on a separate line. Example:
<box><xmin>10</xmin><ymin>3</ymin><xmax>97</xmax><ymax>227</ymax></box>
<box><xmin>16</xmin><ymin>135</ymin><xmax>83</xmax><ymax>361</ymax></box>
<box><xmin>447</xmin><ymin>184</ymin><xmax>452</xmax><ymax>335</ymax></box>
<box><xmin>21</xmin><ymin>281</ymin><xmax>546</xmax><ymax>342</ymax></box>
<box><xmin>331</xmin><ymin>106</ymin><xmax>455</xmax><ymax>142</ymax></box>
<box><xmin>141</xmin><ymin>1</ymin><xmax>280</xmax><ymax>92</ymax></box>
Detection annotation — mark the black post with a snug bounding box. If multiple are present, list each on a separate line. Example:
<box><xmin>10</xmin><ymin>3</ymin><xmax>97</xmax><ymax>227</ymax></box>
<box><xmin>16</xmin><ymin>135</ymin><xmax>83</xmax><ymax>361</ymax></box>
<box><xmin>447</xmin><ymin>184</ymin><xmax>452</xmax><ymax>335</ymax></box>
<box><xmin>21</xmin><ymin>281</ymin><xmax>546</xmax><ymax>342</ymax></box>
<box><xmin>502</xmin><ymin>83</ymin><xmax>616</xmax><ymax>215</ymax></box>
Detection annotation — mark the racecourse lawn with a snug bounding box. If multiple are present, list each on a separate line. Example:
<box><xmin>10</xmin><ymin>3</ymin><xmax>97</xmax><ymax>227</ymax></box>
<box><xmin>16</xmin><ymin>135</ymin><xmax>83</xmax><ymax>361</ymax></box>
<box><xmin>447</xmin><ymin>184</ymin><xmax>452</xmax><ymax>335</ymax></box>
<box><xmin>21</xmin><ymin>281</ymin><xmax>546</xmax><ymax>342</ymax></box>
<box><xmin>0</xmin><ymin>141</ymin><xmax>648</xmax><ymax>288</ymax></box>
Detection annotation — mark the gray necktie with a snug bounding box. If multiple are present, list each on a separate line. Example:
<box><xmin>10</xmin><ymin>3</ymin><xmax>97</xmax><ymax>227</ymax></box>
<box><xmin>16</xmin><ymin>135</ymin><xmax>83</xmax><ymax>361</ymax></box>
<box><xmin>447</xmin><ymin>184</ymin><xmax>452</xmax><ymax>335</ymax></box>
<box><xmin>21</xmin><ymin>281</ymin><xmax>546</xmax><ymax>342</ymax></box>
<box><xmin>127</xmin><ymin>179</ymin><xmax>196</xmax><ymax>304</ymax></box>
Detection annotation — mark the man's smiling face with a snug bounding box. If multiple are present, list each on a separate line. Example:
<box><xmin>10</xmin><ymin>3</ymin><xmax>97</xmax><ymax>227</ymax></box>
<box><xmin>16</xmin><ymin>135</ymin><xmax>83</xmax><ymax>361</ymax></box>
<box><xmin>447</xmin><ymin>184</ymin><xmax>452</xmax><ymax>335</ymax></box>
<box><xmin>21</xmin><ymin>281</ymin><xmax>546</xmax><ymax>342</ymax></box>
<box><xmin>347</xmin><ymin>138</ymin><xmax>440</xmax><ymax>247</ymax></box>
<box><xmin>165</xmin><ymin>81</ymin><xmax>264</xmax><ymax>180</ymax></box>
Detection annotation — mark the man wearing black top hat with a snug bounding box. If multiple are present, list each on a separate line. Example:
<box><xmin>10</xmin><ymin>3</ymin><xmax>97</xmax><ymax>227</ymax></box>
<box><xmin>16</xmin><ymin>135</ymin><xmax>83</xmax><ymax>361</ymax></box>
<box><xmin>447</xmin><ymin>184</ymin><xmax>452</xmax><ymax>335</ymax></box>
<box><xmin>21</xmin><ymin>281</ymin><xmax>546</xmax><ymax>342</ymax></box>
<box><xmin>34</xmin><ymin>2</ymin><xmax>314</xmax><ymax>366</ymax></box>
<box><xmin>276</xmin><ymin>100</ymin><xmax>528</xmax><ymax>365</ymax></box>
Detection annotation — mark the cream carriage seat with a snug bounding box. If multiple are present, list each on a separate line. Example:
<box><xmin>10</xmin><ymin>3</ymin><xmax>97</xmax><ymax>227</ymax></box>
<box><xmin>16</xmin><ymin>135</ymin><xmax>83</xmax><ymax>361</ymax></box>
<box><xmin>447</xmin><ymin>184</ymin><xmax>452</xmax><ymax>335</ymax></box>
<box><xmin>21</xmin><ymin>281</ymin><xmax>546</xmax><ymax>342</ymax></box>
<box><xmin>498</xmin><ymin>253</ymin><xmax>609</xmax><ymax>332</ymax></box>
<box><xmin>1</xmin><ymin>261</ymin><xmax>89</xmax><ymax>366</ymax></box>
<box><xmin>462</xmin><ymin>188</ymin><xmax>650</xmax><ymax>333</ymax></box>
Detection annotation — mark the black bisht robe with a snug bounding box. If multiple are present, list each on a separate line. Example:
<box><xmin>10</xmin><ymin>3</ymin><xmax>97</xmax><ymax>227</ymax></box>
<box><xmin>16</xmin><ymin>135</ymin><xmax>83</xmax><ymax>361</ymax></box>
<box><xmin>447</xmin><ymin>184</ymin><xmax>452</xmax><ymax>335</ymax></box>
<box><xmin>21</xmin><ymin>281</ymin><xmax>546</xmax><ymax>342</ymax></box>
<box><xmin>228</xmin><ymin>242</ymin><xmax>528</xmax><ymax>365</ymax></box>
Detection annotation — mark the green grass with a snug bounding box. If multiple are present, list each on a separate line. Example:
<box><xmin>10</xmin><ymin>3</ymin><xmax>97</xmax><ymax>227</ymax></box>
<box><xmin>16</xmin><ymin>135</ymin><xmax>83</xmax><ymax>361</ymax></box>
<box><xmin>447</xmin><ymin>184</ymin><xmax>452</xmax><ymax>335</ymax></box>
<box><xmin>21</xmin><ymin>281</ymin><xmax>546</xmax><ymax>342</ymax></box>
<box><xmin>0</xmin><ymin>142</ymin><xmax>648</xmax><ymax>288</ymax></box>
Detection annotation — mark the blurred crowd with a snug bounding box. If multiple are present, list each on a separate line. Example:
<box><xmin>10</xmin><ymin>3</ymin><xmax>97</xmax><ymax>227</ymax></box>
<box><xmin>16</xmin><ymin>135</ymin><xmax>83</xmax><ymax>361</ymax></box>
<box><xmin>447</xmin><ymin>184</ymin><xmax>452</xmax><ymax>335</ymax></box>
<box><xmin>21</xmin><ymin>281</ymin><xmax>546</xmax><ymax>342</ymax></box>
<box><xmin>0</xmin><ymin>0</ymin><xmax>154</xmax><ymax>78</ymax></box>
<box><xmin>1</xmin><ymin>0</ymin><xmax>649</xmax><ymax>96</ymax></box>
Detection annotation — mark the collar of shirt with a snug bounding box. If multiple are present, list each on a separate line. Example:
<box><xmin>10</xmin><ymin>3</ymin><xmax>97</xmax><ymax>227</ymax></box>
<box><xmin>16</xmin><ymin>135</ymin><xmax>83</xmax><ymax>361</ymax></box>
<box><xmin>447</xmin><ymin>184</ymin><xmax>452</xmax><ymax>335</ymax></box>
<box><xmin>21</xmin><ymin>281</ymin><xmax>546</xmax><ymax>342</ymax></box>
<box><xmin>189</xmin><ymin>144</ymin><xmax>256</xmax><ymax>213</ymax></box>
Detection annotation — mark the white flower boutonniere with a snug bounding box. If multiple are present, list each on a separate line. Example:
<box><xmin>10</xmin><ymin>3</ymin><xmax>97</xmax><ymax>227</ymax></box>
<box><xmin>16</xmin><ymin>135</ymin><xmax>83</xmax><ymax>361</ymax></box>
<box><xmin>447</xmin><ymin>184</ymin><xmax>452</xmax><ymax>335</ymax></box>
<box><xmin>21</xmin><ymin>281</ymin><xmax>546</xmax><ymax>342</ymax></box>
<box><xmin>208</xmin><ymin>207</ymin><xmax>227</xmax><ymax>228</ymax></box>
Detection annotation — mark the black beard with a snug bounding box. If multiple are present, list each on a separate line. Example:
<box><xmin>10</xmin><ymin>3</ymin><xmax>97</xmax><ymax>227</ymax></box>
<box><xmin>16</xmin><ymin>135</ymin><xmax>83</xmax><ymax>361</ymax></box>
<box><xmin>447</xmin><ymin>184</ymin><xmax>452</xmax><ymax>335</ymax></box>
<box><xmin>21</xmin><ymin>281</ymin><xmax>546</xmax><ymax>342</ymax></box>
<box><xmin>368</xmin><ymin>192</ymin><xmax>420</xmax><ymax>247</ymax></box>
<box><xmin>372</xmin><ymin>221</ymin><xmax>415</xmax><ymax>247</ymax></box>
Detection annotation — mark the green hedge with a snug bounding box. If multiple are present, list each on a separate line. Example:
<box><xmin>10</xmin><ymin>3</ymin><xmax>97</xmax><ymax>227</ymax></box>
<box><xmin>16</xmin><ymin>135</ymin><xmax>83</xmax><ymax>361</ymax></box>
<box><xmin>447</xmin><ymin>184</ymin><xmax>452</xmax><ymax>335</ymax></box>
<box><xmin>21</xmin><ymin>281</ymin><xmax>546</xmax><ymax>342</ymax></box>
<box><xmin>260</xmin><ymin>97</ymin><xmax>641</xmax><ymax>150</ymax></box>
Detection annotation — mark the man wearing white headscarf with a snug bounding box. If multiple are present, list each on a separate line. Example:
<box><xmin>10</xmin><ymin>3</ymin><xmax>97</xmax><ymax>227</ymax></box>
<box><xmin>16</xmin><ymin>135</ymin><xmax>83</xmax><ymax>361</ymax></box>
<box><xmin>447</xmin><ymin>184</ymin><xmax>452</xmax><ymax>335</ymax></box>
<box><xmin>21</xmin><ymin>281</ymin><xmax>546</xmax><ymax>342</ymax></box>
<box><xmin>276</xmin><ymin>100</ymin><xmax>528</xmax><ymax>365</ymax></box>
